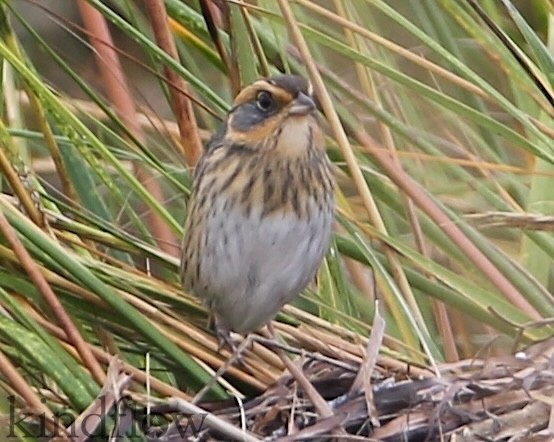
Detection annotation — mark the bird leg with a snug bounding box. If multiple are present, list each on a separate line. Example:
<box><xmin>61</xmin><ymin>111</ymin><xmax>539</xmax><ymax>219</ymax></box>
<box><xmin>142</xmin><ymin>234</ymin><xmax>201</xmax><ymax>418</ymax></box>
<box><xmin>191</xmin><ymin>311</ymin><xmax>256</xmax><ymax>404</ymax></box>
<box><xmin>192</xmin><ymin>332</ymin><xmax>254</xmax><ymax>405</ymax></box>
<box><xmin>206</xmin><ymin>306</ymin><xmax>242</xmax><ymax>353</ymax></box>
<box><xmin>215</xmin><ymin>324</ymin><xmax>238</xmax><ymax>353</ymax></box>
<box><xmin>210</xmin><ymin>314</ymin><xmax>244</xmax><ymax>355</ymax></box>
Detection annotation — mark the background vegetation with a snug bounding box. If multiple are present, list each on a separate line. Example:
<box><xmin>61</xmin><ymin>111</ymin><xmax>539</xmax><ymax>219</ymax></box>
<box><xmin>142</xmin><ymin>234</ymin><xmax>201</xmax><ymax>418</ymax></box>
<box><xmin>0</xmin><ymin>0</ymin><xmax>552</xmax><ymax>438</ymax></box>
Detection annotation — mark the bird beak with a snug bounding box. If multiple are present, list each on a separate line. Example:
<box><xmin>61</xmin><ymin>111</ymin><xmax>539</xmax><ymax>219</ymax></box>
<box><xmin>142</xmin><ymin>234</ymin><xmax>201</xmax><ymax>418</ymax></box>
<box><xmin>288</xmin><ymin>92</ymin><xmax>316</xmax><ymax>116</ymax></box>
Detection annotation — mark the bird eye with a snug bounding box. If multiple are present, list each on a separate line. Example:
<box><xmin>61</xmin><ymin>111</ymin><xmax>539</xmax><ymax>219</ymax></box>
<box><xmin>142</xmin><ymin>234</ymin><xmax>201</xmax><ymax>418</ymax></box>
<box><xmin>256</xmin><ymin>91</ymin><xmax>274</xmax><ymax>112</ymax></box>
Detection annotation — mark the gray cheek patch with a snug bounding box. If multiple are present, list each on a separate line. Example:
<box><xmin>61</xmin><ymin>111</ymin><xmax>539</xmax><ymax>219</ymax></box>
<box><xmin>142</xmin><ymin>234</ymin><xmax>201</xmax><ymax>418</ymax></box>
<box><xmin>231</xmin><ymin>103</ymin><xmax>279</xmax><ymax>132</ymax></box>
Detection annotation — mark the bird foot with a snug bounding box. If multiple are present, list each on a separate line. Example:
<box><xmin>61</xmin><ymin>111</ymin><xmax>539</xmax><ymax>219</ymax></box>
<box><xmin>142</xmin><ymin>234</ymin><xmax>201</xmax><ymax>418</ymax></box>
<box><xmin>215</xmin><ymin>326</ymin><xmax>241</xmax><ymax>353</ymax></box>
<box><xmin>206</xmin><ymin>311</ymin><xmax>238</xmax><ymax>352</ymax></box>
<box><xmin>210</xmin><ymin>317</ymin><xmax>250</xmax><ymax>366</ymax></box>
<box><xmin>193</xmin><ymin>330</ymin><xmax>253</xmax><ymax>404</ymax></box>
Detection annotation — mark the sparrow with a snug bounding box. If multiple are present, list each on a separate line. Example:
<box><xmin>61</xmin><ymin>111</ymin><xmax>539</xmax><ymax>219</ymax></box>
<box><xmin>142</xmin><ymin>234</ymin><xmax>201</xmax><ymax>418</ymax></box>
<box><xmin>180</xmin><ymin>74</ymin><xmax>335</xmax><ymax>343</ymax></box>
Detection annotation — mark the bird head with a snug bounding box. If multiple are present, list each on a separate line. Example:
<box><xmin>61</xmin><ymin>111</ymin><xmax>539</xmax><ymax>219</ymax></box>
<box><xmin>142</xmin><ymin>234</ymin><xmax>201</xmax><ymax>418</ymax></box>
<box><xmin>223</xmin><ymin>74</ymin><xmax>322</xmax><ymax>154</ymax></box>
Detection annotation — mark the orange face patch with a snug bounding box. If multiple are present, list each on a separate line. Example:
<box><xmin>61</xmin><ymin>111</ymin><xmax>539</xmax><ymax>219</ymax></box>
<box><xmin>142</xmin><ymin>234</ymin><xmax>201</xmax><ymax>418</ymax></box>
<box><xmin>226</xmin><ymin>112</ymin><xmax>284</xmax><ymax>146</ymax></box>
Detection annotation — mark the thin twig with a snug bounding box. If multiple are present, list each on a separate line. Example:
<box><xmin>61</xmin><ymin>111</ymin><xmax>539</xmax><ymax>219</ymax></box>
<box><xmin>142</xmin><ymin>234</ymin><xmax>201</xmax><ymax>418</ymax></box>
<box><xmin>68</xmin><ymin>359</ymin><xmax>133</xmax><ymax>441</ymax></box>
<box><xmin>29</xmin><ymin>309</ymin><xmax>193</xmax><ymax>401</ymax></box>
<box><xmin>0</xmin><ymin>349</ymin><xmax>65</xmax><ymax>438</ymax></box>
<box><xmin>0</xmin><ymin>203</ymin><xmax>105</xmax><ymax>384</ymax></box>
<box><xmin>277</xmin><ymin>0</ymin><xmax>440</xmax><ymax>367</ymax></box>
<box><xmin>350</xmin><ymin>303</ymin><xmax>386</xmax><ymax>427</ymax></box>
<box><xmin>77</xmin><ymin>1</ymin><xmax>179</xmax><ymax>256</ymax></box>
<box><xmin>167</xmin><ymin>397</ymin><xmax>262</xmax><ymax>442</ymax></box>
<box><xmin>265</xmin><ymin>325</ymin><xmax>328</xmax><ymax>419</ymax></box>
<box><xmin>145</xmin><ymin>0</ymin><xmax>203</xmax><ymax>166</ymax></box>
<box><xmin>0</xmin><ymin>148</ymin><xmax>43</xmax><ymax>227</ymax></box>
<box><xmin>353</xmin><ymin>129</ymin><xmax>540</xmax><ymax>320</ymax></box>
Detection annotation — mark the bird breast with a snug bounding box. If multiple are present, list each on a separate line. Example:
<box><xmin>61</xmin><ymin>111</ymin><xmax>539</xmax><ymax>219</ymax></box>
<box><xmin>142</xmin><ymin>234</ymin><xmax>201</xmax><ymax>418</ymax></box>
<box><xmin>194</xmin><ymin>194</ymin><xmax>334</xmax><ymax>333</ymax></box>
